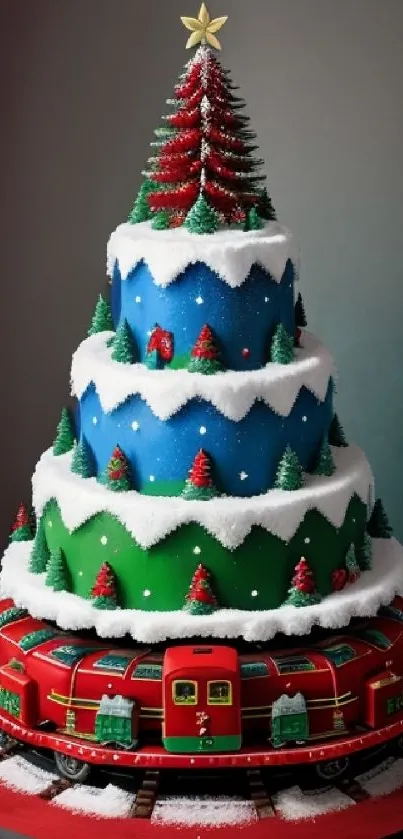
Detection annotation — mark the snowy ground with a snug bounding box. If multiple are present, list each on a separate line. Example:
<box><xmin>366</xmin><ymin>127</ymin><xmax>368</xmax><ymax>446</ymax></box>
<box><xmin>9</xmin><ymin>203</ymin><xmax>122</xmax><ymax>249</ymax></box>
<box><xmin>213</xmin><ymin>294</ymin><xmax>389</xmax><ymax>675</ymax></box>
<box><xmin>1</xmin><ymin>754</ymin><xmax>403</xmax><ymax>824</ymax></box>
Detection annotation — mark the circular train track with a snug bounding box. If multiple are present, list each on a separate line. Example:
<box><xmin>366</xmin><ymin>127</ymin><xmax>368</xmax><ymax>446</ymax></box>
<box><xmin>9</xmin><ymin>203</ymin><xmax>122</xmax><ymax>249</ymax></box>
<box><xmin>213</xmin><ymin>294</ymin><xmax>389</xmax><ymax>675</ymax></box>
<box><xmin>0</xmin><ymin>734</ymin><xmax>401</xmax><ymax>823</ymax></box>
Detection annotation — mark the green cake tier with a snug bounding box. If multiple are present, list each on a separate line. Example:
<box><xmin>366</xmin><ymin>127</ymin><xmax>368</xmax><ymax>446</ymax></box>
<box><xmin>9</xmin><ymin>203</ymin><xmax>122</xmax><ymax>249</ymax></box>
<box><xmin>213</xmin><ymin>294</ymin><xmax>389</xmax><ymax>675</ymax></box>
<box><xmin>38</xmin><ymin>494</ymin><xmax>366</xmax><ymax>611</ymax></box>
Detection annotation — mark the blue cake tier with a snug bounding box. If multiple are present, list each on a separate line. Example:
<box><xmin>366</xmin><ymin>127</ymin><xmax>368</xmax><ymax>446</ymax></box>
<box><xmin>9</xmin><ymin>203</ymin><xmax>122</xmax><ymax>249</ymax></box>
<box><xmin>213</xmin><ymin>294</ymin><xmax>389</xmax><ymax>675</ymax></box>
<box><xmin>77</xmin><ymin>380</ymin><xmax>333</xmax><ymax>497</ymax></box>
<box><xmin>108</xmin><ymin>221</ymin><xmax>296</xmax><ymax>372</ymax></box>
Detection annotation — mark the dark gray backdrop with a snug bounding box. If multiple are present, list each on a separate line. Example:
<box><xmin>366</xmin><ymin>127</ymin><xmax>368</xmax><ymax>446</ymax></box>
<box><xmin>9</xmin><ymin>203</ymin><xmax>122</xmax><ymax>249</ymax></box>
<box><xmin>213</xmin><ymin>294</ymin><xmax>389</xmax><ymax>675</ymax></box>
<box><xmin>1</xmin><ymin>0</ymin><xmax>403</xmax><ymax>550</ymax></box>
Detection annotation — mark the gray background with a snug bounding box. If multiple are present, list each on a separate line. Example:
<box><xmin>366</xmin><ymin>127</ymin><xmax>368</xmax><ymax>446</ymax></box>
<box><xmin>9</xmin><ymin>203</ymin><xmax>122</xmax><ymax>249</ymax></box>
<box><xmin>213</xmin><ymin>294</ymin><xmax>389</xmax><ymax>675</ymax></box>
<box><xmin>1</xmin><ymin>0</ymin><xmax>403</xmax><ymax>549</ymax></box>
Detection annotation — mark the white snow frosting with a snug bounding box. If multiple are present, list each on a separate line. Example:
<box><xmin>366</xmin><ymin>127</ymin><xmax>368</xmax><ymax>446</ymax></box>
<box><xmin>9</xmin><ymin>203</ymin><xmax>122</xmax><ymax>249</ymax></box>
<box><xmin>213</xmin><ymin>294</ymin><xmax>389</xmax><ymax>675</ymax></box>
<box><xmin>32</xmin><ymin>444</ymin><xmax>373</xmax><ymax>549</ymax></box>
<box><xmin>1</xmin><ymin>538</ymin><xmax>403</xmax><ymax>642</ymax></box>
<box><xmin>107</xmin><ymin>220</ymin><xmax>294</xmax><ymax>287</ymax></box>
<box><xmin>70</xmin><ymin>331</ymin><xmax>335</xmax><ymax>420</ymax></box>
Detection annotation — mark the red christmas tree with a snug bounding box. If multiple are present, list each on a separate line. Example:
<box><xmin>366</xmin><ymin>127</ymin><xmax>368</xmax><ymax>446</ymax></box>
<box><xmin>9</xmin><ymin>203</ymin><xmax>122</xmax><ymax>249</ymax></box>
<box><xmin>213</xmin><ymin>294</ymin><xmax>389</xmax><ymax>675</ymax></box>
<box><xmin>133</xmin><ymin>34</ymin><xmax>272</xmax><ymax>230</ymax></box>
<box><xmin>188</xmin><ymin>324</ymin><xmax>223</xmax><ymax>373</ymax></box>
<box><xmin>10</xmin><ymin>503</ymin><xmax>33</xmax><ymax>543</ymax></box>
<box><xmin>101</xmin><ymin>446</ymin><xmax>132</xmax><ymax>492</ymax></box>
<box><xmin>182</xmin><ymin>449</ymin><xmax>219</xmax><ymax>500</ymax></box>
<box><xmin>184</xmin><ymin>564</ymin><xmax>217</xmax><ymax>615</ymax></box>
<box><xmin>284</xmin><ymin>558</ymin><xmax>321</xmax><ymax>607</ymax></box>
<box><xmin>91</xmin><ymin>562</ymin><xmax>118</xmax><ymax>610</ymax></box>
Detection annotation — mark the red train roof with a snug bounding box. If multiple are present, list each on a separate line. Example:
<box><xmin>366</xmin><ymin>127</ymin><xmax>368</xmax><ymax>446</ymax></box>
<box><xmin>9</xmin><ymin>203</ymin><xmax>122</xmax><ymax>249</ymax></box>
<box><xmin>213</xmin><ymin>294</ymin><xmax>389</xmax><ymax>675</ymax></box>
<box><xmin>164</xmin><ymin>644</ymin><xmax>238</xmax><ymax>675</ymax></box>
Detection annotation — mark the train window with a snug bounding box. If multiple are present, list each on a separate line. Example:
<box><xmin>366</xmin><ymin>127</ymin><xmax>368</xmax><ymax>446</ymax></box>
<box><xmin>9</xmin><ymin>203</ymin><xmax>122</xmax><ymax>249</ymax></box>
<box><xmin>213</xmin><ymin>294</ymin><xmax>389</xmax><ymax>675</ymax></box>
<box><xmin>132</xmin><ymin>663</ymin><xmax>162</xmax><ymax>680</ymax></box>
<box><xmin>272</xmin><ymin>656</ymin><xmax>315</xmax><ymax>674</ymax></box>
<box><xmin>94</xmin><ymin>654</ymin><xmax>133</xmax><ymax>672</ymax></box>
<box><xmin>240</xmin><ymin>662</ymin><xmax>269</xmax><ymax>678</ymax></box>
<box><xmin>207</xmin><ymin>681</ymin><xmax>232</xmax><ymax>705</ymax></box>
<box><xmin>321</xmin><ymin>644</ymin><xmax>357</xmax><ymax>667</ymax></box>
<box><xmin>353</xmin><ymin>628</ymin><xmax>393</xmax><ymax>651</ymax></box>
<box><xmin>379</xmin><ymin>605</ymin><xmax>403</xmax><ymax>623</ymax></box>
<box><xmin>19</xmin><ymin>629</ymin><xmax>57</xmax><ymax>652</ymax></box>
<box><xmin>172</xmin><ymin>680</ymin><xmax>198</xmax><ymax>705</ymax></box>
<box><xmin>50</xmin><ymin>645</ymin><xmax>100</xmax><ymax>666</ymax></box>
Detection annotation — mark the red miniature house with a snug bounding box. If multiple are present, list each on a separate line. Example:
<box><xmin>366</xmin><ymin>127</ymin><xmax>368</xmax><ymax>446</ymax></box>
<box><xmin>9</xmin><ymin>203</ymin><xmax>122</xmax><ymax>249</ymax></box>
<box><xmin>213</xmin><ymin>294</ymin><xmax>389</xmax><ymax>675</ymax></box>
<box><xmin>162</xmin><ymin>645</ymin><xmax>241</xmax><ymax>753</ymax></box>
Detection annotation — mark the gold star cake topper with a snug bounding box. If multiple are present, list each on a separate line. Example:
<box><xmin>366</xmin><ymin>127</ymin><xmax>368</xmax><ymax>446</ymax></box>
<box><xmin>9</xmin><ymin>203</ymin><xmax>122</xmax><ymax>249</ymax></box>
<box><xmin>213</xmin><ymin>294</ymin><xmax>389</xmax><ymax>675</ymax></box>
<box><xmin>181</xmin><ymin>3</ymin><xmax>228</xmax><ymax>50</ymax></box>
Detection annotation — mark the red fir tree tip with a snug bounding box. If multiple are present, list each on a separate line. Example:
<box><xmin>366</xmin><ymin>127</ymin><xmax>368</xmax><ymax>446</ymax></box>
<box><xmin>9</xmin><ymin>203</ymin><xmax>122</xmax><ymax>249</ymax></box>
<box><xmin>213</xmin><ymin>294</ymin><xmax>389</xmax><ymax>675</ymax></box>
<box><xmin>189</xmin><ymin>449</ymin><xmax>213</xmax><ymax>488</ymax></box>
<box><xmin>184</xmin><ymin>563</ymin><xmax>218</xmax><ymax>615</ymax></box>
<box><xmin>91</xmin><ymin>562</ymin><xmax>116</xmax><ymax>599</ymax></box>
<box><xmin>191</xmin><ymin>325</ymin><xmax>219</xmax><ymax>360</ymax></box>
<box><xmin>11</xmin><ymin>503</ymin><xmax>30</xmax><ymax>531</ymax></box>
<box><xmin>108</xmin><ymin>447</ymin><xmax>127</xmax><ymax>481</ymax></box>
<box><xmin>291</xmin><ymin>557</ymin><xmax>315</xmax><ymax>594</ymax></box>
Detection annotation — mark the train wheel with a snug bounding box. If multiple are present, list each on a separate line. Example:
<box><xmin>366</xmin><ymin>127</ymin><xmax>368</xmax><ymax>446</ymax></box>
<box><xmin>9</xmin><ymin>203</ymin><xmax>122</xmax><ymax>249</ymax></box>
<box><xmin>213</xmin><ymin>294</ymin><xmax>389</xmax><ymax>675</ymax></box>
<box><xmin>393</xmin><ymin>734</ymin><xmax>403</xmax><ymax>756</ymax></box>
<box><xmin>315</xmin><ymin>756</ymin><xmax>350</xmax><ymax>782</ymax></box>
<box><xmin>54</xmin><ymin>751</ymin><xmax>91</xmax><ymax>782</ymax></box>
<box><xmin>0</xmin><ymin>730</ymin><xmax>15</xmax><ymax>750</ymax></box>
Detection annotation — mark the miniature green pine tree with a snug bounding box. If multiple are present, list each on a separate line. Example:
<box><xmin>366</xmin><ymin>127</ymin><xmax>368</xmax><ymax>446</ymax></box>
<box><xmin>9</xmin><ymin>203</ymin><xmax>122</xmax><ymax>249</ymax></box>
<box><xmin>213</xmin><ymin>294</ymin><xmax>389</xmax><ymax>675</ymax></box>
<box><xmin>345</xmin><ymin>543</ymin><xmax>360</xmax><ymax>583</ymax></box>
<box><xmin>87</xmin><ymin>294</ymin><xmax>114</xmax><ymax>336</ymax></box>
<box><xmin>101</xmin><ymin>446</ymin><xmax>132</xmax><ymax>492</ymax></box>
<box><xmin>275</xmin><ymin>445</ymin><xmax>303</xmax><ymax>491</ymax></box>
<box><xmin>314</xmin><ymin>439</ymin><xmax>336</xmax><ymax>477</ymax></box>
<box><xmin>45</xmin><ymin>548</ymin><xmax>70</xmax><ymax>592</ymax></box>
<box><xmin>128</xmin><ymin>179</ymin><xmax>156</xmax><ymax>224</ymax></box>
<box><xmin>328</xmin><ymin>413</ymin><xmax>348</xmax><ymax>447</ymax></box>
<box><xmin>184</xmin><ymin>194</ymin><xmax>220</xmax><ymax>235</ymax></box>
<box><xmin>271</xmin><ymin>323</ymin><xmax>295</xmax><ymax>364</ymax></box>
<box><xmin>91</xmin><ymin>563</ymin><xmax>117</xmax><ymax>610</ymax></box>
<box><xmin>244</xmin><ymin>206</ymin><xmax>264</xmax><ymax>232</ymax></box>
<box><xmin>144</xmin><ymin>349</ymin><xmax>161</xmax><ymax>369</ymax></box>
<box><xmin>29</xmin><ymin>517</ymin><xmax>50</xmax><ymax>574</ymax></box>
<box><xmin>357</xmin><ymin>531</ymin><xmax>373</xmax><ymax>571</ymax></box>
<box><xmin>151</xmin><ymin>209</ymin><xmax>171</xmax><ymax>230</ymax></box>
<box><xmin>53</xmin><ymin>408</ymin><xmax>76</xmax><ymax>456</ymax></box>
<box><xmin>257</xmin><ymin>187</ymin><xmax>277</xmax><ymax>221</ymax></box>
<box><xmin>367</xmin><ymin>499</ymin><xmax>393</xmax><ymax>538</ymax></box>
<box><xmin>71</xmin><ymin>437</ymin><xmax>95</xmax><ymax>479</ymax></box>
<box><xmin>294</xmin><ymin>293</ymin><xmax>307</xmax><ymax>328</ymax></box>
<box><xmin>111</xmin><ymin>319</ymin><xmax>137</xmax><ymax>364</ymax></box>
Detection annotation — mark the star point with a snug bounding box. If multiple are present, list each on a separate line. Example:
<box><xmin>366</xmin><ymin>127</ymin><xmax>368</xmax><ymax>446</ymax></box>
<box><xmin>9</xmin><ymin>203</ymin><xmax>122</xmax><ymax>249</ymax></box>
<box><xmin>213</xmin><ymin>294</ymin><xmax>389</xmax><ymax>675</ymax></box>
<box><xmin>181</xmin><ymin>4</ymin><xmax>228</xmax><ymax>50</ymax></box>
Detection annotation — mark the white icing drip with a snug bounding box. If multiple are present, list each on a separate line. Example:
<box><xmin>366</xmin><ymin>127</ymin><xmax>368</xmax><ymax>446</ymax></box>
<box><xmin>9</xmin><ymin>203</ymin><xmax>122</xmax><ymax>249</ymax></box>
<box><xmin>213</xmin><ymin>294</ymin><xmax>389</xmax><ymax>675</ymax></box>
<box><xmin>106</xmin><ymin>221</ymin><xmax>293</xmax><ymax>288</ymax></box>
<box><xmin>2</xmin><ymin>538</ymin><xmax>402</xmax><ymax>643</ymax></box>
<box><xmin>31</xmin><ymin>445</ymin><xmax>373</xmax><ymax>550</ymax></box>
<box><xmin>70</xmin><ymin>331</ymin><xmax>335</xmax><ymax>421</ymax></box>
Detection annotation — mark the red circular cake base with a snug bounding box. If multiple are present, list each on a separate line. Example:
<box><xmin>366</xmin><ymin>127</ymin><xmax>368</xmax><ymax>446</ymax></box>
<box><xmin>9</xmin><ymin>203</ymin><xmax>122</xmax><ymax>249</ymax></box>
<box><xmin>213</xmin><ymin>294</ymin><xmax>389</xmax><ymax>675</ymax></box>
<box><xmin>0</xmin><ymin>783</ymin><xmax>402</xmax><ymax>839</ymax></box>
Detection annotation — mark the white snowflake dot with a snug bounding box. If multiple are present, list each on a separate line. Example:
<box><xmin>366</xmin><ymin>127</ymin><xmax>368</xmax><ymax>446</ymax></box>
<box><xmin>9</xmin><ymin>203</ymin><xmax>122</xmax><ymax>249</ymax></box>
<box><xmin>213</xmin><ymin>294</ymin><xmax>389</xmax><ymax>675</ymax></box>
<box><xmin>195</xmin><ymin>296</ymin><xmax>204</xmax><ymax>305</ymax></box>
<box><xmin>78</xmin><ymin>570</ymin><xmax>83</xmax><ymax>577</ymax></box>
<box><xmin>149</xmin><ymin>475</ymin><xmax>155</xmax><ymax>482</ymax></box>
<box><xmin>107</xmin><ymin>683</ymin><xmax>113</xmax><ymax>689</ymax></box>
<box><xmin>143</xmin><ymin>589</ymin><xmax>151</xmax><ymax>597</ymax></box>
<box><xmin>100</xmin><ymin>536</ymin><xmax>108</xmax><ymax>546</ymax></box>
<box><xmin>239</xmin><ymin>471</ymin><xmax>248</xmax><ymax>481</ymax></box>
<box><xmin>131</xmin><ymin>421</ymin><xmax>140</xmax><ymax>432</ymax></box>
<box><xmin>264</xmin><ymin>297</ymin><xmax>270</xmax><ymax>303</ymax></box>
<box><xmin>47</xmin><ymin>521</ymin><xmax>53</xmax><ymax>528</ymax></box>
<box><xmin>92</xmin><ymin>416</ymin><xmax>98</xmax><ymax>426</ymax></box>
<box><xmin>251</xmin><ymin>590</ymin><xmax>258</xmax><ymax>597</ymax></box>
<box><xmin>302</xmin><ymin>416</ymin><xmax>307</xmax><ymax>423</ymax></box>
<box><xmin>135</xmin><ymin>296</ymin><xmax>141</xmax><ymax>303</ymax></box>
<box><xmin>193</xmin><ymin>546</ymin><xmax>201</xmax><ymax>555</ymax></box>
<box><xmin>199</xmin><ymin>426</ymin><xmax>207</xmax><ymax>435</ymax></box>
<box><xmin>304</xmin><ymin>537</ymin><xmax>311</xmax><ymax>544</ymax></box>
<box><xmin>146</xmin><ymin>330</ymin><xmax>152</xmax><ymax>337</ymax></box>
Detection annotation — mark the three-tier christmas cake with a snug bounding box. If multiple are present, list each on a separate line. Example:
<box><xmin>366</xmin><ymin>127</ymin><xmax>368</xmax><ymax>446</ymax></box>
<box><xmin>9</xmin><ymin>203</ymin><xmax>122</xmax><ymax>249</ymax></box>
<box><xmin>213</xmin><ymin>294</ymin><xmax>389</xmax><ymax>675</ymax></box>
<box><xmin>1</xmin><ymin>2</ymin><xmax>403</xmax><ymax>790</ymax></box>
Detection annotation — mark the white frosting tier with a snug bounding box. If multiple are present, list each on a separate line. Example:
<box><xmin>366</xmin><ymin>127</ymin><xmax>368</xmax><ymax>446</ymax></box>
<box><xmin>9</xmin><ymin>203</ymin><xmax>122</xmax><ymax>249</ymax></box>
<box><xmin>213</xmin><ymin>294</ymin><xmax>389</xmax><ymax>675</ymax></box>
<box><xmin>32</xmin><ymin>444</ymin><xmax>373</xmax><ymax>549</ymax></box>
<box><xmin>107</xmin><ymin>220</ymin><xmax>294</xmax><ymax>287</ymax></box>
<box><xmin>71</xmin><ymin>331</ymin><xmax>335</xmax><ymax>420</ymax></box>
<box><xmin>2</xmin><ymin>538</ymin><xmax>403</xmax><ymax>642</ymax></box>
